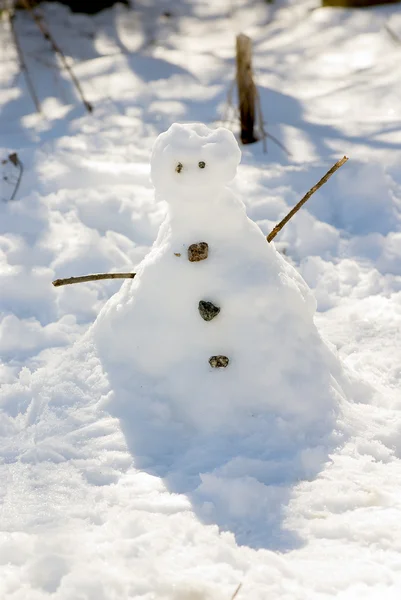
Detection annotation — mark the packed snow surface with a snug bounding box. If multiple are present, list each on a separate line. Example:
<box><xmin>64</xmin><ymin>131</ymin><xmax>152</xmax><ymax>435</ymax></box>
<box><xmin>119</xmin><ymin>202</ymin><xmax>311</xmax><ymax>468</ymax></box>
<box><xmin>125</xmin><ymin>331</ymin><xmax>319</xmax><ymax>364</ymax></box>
<box><xmin>1</xmin><ymin>1</ymin><xmax>401</xmax><ymax>599</ymax></box>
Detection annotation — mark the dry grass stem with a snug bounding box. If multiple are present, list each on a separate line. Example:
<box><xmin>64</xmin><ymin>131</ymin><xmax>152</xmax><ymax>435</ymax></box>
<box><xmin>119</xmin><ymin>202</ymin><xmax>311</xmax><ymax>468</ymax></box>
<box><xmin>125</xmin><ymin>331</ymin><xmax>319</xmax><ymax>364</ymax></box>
<box><xmin>2</xmin><ymin>152</ymin><xmax>24</xmax><ymax>201</ymax></box>
<box><xmin>20</xmin><ymin>0</ymin><xmax>93</xmax><ymax>113</ymax></box>
<box><xmin>255</xmin><ymin>88</ymin><xmax>267</xmax><ymax>153</ymax></box>
<box><xmin>9</xmin><ymin>10</ymin><xmax>41</xmax><ymax>113</ymax></box>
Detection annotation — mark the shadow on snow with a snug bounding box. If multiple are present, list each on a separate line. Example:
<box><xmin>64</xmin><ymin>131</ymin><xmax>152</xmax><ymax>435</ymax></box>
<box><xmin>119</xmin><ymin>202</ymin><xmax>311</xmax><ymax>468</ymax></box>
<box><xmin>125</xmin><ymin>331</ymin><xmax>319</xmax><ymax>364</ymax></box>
<box><xmin>99</xmin><ymin>361</ymin><xmax>338</xmax><ymax>552</ymax></box>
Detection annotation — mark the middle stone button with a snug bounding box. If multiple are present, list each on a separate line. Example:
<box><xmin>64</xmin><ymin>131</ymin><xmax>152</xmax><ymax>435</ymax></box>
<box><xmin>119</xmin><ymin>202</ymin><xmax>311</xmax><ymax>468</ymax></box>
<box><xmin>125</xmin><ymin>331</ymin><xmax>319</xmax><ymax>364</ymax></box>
<box><xmin>198</xmin><ymin>300</ymin><xmax>220</xmax><ymax>322</ymax></box>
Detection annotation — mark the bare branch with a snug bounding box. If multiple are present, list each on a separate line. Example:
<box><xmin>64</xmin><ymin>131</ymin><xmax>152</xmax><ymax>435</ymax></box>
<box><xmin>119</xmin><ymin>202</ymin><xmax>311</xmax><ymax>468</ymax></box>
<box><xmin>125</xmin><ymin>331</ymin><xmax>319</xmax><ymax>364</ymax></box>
<box><xmin>52</xmin><ymin>273</ymin><xmax>136</xmax><ymax>287</ymax></box>
<box><xmin>267</xmin><ymin>156</ymin><xmax>348</xmax><ymax>243</ymax></box>
<box><xmin>9</xmin><ymin>11</ymin><xmax>41</xmax><ymax>114</ymax></box>
<box><xmin>20</xmin><ymin>0</ymin><xmax>93</xmax><ymax>113</ymax></box>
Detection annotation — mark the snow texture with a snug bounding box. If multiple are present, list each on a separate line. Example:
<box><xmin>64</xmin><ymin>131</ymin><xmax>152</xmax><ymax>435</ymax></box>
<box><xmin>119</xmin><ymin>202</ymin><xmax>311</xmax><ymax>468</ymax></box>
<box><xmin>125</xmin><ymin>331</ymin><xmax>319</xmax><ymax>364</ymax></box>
<box><xmin>2</xmin><ymin>1</ymin><xmax>401</xmax><ymax>598</ymax></box>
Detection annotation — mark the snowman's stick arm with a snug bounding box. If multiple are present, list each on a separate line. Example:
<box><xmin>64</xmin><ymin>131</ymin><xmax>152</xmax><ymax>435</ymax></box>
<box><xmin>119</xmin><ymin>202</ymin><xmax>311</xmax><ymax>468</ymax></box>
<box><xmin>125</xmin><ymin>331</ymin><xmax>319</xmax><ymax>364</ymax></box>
<box><xmin>52</xmin><ymin>273</ymin><xmax>136</xmax><ymax>287</ymax></box>
<box><xmin>52</xmin><ymin>156</ymin><xmax>348</xmax><ymax>287</ymax></box>
<box><xmin>266</xmin><ymin>156</ymin><xmax>349</xmax><ymax>243</ymax></box>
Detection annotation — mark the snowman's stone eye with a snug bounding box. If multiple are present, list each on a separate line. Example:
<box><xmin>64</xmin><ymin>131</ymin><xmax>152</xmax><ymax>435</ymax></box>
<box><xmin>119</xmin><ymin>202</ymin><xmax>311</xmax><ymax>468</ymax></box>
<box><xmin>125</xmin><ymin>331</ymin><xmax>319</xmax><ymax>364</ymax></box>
<box><xmin>198</xmin><ymin>161</ymin><xmax>206</xmax><ymax>169</ymax></box>
<box><xmin>175</xmin><ymin>162</ymin><xmax>183</xmax><ymax>173</ymax></box>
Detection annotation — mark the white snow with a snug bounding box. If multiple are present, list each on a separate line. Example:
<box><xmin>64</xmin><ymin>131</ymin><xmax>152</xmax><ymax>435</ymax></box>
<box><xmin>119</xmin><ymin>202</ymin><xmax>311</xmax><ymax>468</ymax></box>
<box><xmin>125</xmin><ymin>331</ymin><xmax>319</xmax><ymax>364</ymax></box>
<box><xmin>1</xmin><ymin>1</ymin><xmax>401</xmax><ymax>598</ymax></box>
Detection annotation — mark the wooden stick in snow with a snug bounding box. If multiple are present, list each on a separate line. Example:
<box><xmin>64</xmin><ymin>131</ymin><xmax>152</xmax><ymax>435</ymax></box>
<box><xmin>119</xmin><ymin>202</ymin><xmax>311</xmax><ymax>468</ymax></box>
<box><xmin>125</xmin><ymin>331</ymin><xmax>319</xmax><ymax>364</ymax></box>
<box><xmin>236</xmin><ymin>34</ymin><xmax>258</xmax><ymax>145</ymax></box>
<box><xmin>9</xmin><ymin>11</ymin><xmax>42</xmax><ymax>114</ymax></box>
<box><xmin>52</xmin><ymin>272</ymin><xmax>136</xmax><ymax>287</ymax></box>
<box><xmin>20</xmin><ymin>0</ymin><xmax>93</xmax><ymax>113</ymax></box>
<box><xmin>266</xmin><ymin>156</ymin><xmax>348</xmax><ymax>243</ymax></box>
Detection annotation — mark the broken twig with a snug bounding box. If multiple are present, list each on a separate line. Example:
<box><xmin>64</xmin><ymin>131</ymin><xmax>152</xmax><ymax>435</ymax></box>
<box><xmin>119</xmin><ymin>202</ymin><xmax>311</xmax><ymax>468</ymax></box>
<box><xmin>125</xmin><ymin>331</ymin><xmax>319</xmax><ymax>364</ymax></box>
<box><xmin>267</xmin><ymin>156</ymin><xmax>348</xmax><ymax>243</ymax></box>
<box><xmin>2</xmin><ymin>153</ymin><xmax>24</xmax><ymax>201</ymax></box>
<box><xmin>20</xmin><ymin>0</ymin><xmax>93</xmax><ymax>113</ymax></box>
<box><xmin>8</xmin><ymin>153</ymin><xmax>23</xmax><ymax>200</ymax></box>
<box><xmin>52</xmin><ymin>272</ymin><xmax>136</xmax><ymax>287</ymax></box>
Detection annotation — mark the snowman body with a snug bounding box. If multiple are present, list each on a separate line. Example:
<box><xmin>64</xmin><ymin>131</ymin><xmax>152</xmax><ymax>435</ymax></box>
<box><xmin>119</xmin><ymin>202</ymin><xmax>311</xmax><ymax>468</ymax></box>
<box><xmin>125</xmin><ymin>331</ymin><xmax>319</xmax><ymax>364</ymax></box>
<box><xmin>93</xmin><ymin>123</ymin><xmax>345</xmax><ymax>436</ymax></box>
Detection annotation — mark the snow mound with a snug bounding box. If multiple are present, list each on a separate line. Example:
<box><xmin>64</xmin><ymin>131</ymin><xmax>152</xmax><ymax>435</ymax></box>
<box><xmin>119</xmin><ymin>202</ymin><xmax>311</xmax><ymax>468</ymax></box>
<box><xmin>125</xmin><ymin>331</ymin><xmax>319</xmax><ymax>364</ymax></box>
<box><xmin>92</xmin><ymin>123</ymin><xmax>347</xmax><ymax>441</ymax></box>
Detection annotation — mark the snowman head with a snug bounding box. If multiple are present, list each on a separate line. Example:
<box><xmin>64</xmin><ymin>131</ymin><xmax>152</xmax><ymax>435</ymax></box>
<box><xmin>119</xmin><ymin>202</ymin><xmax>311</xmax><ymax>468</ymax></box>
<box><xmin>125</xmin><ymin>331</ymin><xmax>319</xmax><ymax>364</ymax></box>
<box><xmin>150</xmin><ymin>123</ymin><xmax>241</xmax><ymax>194</ymax></box>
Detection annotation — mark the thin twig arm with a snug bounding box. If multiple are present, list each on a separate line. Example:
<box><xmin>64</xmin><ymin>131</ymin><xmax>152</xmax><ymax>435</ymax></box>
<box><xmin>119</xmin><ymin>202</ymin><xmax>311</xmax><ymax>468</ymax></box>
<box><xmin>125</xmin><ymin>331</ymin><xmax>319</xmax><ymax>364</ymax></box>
<box><xmin>52</xmin><ymin>273</ymin><xmax>136</xmax><ymax>287</ymax></box>
<box><xmin>52</xmin><ymin>156</ymin><xmax>348</xmax><ymax>287</ymax></box>
<box><xmin>267</xmin><ymin>156</ymin><xmax>348</xmax><ymax>243</ymax></box>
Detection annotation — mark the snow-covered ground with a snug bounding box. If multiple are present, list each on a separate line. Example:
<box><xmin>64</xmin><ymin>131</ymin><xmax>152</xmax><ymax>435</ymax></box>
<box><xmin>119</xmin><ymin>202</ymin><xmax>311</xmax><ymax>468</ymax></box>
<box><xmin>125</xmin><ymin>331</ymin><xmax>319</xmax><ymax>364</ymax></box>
<box><xmin>1</xmin><ymin>1</ymin><xmax>401</xmax><ymax>598</ymax></box>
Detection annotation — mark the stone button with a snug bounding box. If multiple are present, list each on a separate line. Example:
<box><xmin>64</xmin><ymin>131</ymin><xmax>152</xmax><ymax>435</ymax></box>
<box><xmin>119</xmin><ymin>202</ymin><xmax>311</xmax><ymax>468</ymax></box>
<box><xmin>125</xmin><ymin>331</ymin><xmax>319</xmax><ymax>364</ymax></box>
<box><xmin>188</xmin><ymin>242</ymin><xmax>208</xmax><ymax>262</ymax></box>
<box><xmin>209</xmin><ymin>355</ymin><xmax>229</xmax><ymax>368</ymax></box>
<box><xmin>198</xmin><ymin>300</ymin><xmax>220</xmax><ymax>322</ymax></box>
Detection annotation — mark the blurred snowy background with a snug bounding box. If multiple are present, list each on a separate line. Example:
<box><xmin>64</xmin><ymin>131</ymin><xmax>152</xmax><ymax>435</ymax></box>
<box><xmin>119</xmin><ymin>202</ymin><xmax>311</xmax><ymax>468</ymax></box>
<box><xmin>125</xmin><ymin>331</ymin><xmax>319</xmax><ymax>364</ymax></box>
<box><xmin>1</xmin><ymin>1</ymin><xmax>401</xmax><ymax>599</ymax></box>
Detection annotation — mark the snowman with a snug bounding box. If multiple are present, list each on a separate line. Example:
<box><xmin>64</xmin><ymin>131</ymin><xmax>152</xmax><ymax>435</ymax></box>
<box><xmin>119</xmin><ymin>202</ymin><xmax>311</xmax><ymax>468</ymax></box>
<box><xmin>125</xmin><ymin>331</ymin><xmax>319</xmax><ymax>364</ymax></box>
<box><xmin>92</xmin><ymin>123</ymin><xmax>347</xmax><ymax>442</ymax></box>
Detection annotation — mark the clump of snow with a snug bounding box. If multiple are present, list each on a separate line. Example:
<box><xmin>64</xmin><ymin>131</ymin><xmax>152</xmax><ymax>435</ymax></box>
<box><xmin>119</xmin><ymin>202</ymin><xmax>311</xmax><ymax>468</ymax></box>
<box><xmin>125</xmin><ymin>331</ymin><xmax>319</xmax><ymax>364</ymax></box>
<box><xmin>93</xmin><ymin>122</ymin><xmax>346</xmax><ymax>438</ymax></box>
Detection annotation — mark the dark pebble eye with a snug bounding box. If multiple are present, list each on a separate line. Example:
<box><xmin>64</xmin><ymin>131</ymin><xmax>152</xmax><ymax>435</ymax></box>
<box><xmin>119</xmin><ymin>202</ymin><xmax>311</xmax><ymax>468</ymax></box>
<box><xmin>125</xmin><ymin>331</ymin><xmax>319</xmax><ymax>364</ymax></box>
<box><xmin>198</xmin><ymin>161</ymin><xmax>206</xmax><ymax>169</ymax></box>
<box><xmin>175</xmin><ymin>162</ymin><xmax>183</xmax><ymax>173</ymax></box>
